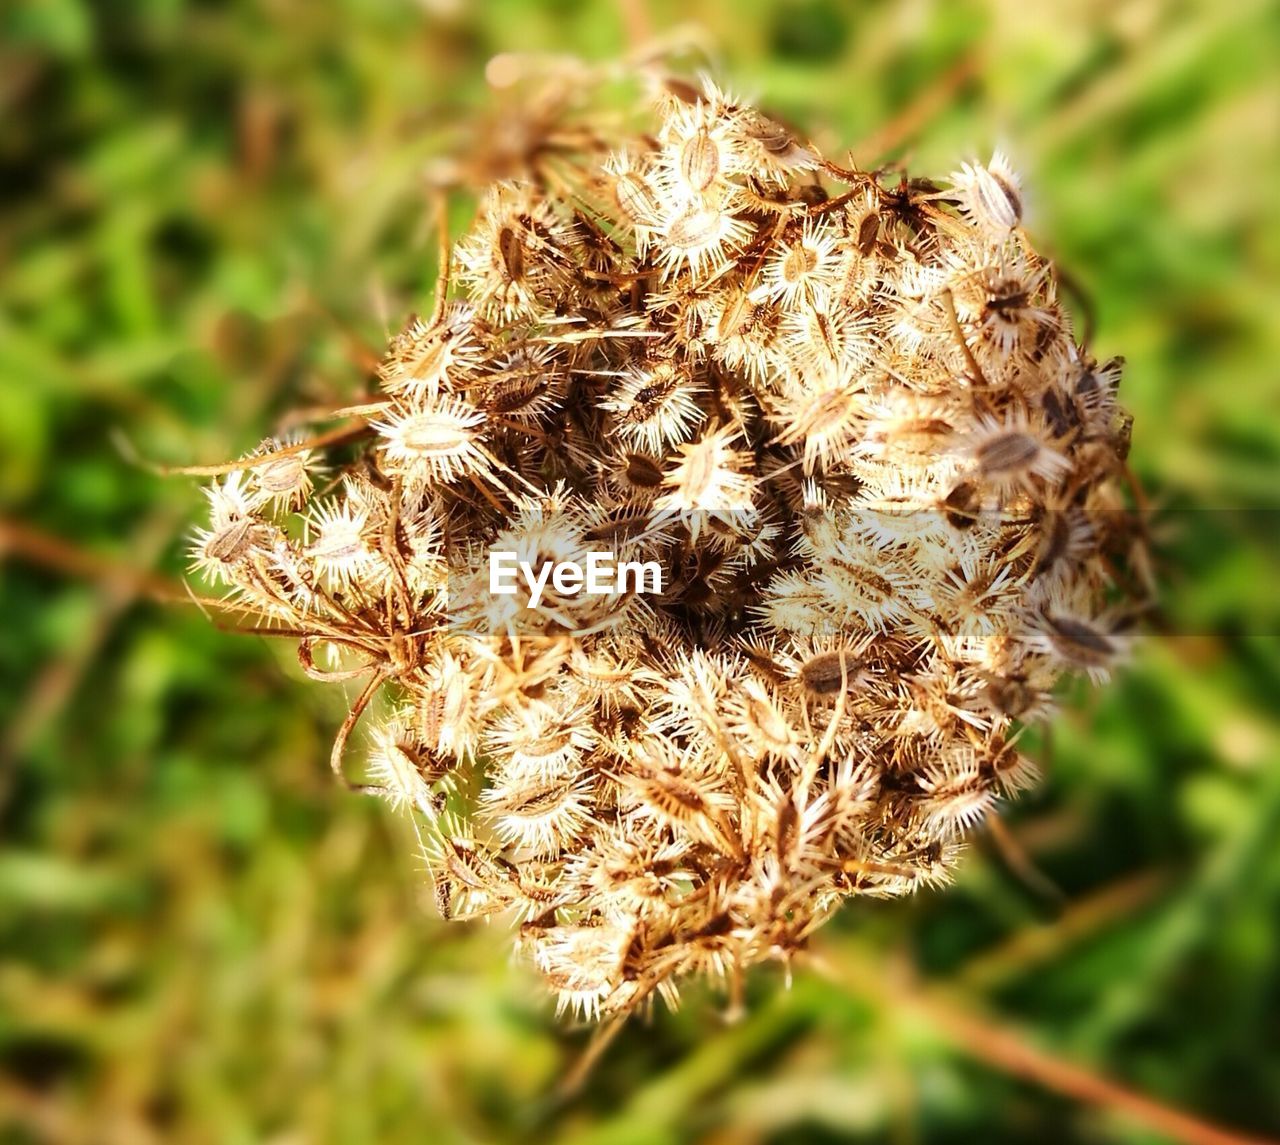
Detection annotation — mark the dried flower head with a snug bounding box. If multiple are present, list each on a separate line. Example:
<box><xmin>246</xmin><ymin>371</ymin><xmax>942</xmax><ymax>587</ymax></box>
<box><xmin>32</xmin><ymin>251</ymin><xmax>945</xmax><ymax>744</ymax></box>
<box><xmin>188</xmin><ymin>64</ymin><xmax>1145</xmax><ymax>1025</ymax></box>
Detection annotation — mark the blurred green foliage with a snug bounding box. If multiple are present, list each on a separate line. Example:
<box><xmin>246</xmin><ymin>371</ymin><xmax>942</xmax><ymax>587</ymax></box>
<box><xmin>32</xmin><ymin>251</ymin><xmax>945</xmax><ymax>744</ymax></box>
<box><xmin>2</xmin><ymin>1</ymin><xmax>1279</xmax><ymax>1142</ymax></box>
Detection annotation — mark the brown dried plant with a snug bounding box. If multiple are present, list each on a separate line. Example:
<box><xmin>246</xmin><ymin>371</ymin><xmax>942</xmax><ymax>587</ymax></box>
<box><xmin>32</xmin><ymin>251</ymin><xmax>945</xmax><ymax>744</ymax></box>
<box><xmin>188</xmin><ymin>62</ymin><xmax>1145</xmax><ymax>1023</ymax></box>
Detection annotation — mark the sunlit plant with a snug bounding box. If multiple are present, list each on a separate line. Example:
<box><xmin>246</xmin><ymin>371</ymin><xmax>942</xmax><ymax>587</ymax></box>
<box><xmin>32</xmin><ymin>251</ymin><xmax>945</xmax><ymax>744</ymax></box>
<box><xmin>188</xmin><ymin>60</ymin><xmax>1145</xmax><ymax>1024</ymax></box>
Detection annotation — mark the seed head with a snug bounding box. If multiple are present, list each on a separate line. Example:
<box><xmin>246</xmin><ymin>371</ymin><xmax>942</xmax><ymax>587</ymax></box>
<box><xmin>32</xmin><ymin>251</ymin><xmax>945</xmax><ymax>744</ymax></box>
<box><xmin>187</xmin><ymin>64</ymin><xmax>1143</xmax><ymax>1024</ymax></box>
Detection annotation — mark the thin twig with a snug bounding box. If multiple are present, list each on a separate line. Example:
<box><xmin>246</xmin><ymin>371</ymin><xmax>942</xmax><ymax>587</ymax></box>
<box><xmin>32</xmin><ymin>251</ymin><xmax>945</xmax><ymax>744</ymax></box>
<box><xmin>430</xmin><ymin>187</ymin><xmax>453</xmax><ymax>325</ymax></box>
<box><xmin>939</xmin><ymin>287</ymin><xmax>988</xmax><ymax>387</ymax></box>
<box><xmin>330</xmin><ymin>670</ymin><xmax>391</xmax><ymax>797</ymax></box>
<box><xmin>0</xmin><ymin>517</ymin><xmax>188</xmax><ymax>604</ymax></box>
<box><xmin>984</xmin><ymin>810</ymin><xmax>1065</xmax><ymax>904</ymax></box>
<box><xmin>815</xmin><ymin>942</ymin><xmax>1276</xmax><ymax>1145</ymax></box>
<box><xmin>558</xmin><ymin>1013</ymin><xmax>629</xmax><ymax>1100</ymax></box>
<box><xmin>112</xmin><ymin>419</ymin><xmax>372</xmax><ymax>478</ymax></box>
<box><xmin>957</xmin><ymin>869</ymin><xmax>1167</xmax><ymax>990</ymax></box>
<box><xmin>923</xmin><ymin>996</ymin><xmax>1273</xmax><ymax>1145</ymax></box>
<box><xmin>854</xmin><ymin>53</ymin><xmax>980</xmax><ymax>163</ymax></box>
<box><xmin>0</xmin><ymin>511</ymin><xmax>182</xmax><ymax>808</ymax></box>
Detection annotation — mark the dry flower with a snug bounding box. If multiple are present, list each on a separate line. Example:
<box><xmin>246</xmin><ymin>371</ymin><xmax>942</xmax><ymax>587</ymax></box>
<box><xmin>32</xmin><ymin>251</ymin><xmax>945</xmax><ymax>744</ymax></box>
<box><xmin>188</xmin><ymin>64</ymin><xmax>1145</xmax><ymax>1024</ymax></box>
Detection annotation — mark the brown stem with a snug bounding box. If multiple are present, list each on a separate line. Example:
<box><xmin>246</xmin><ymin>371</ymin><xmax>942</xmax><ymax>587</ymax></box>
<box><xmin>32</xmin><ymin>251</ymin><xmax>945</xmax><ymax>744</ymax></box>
<box><xmin>329</xmin><ymin>670</ymin><xmax>391</xmax><ymax>796</ymax></box>
<box><xmin>984</xmin><ymin>810</ymin><xmax>1065</xmax><ymax>904</ymax></box>
<box><xmin>854</xmin><ymin>53</ymin><xmax>980</xmax><ymax>163</ymax></box>
<box><xmin>0</xmin><ymin>518</ymin><xmax>185</xmax><ymax>603</ymax></box>
<box><xmin>817</xmin><ymin>943</ymin><xmax>1276</xmax><ymax>1145</ymax></box>
<box><xmin>940</xmin><ymin>286</ymin><xmax>988</xmax><ymax>388</ymax></box>
<box><xmin>958</xmin><ymin>869</ymin><xmax>1167</xmax><ymax>990</ymax></box>
<box><xmin>557</xmin><ymin>1012</ymin><xmax>630</xmax><ymax>1101</ymax></box>
<box><xmin>112</xmin><ymin>419</ymin><xmax>371</xmax><ymax>478</ymax></box>
<box><xmin>925</xmin><ymin>999</ymin><xmax>1273</xmax><ymax>1145</ymax></box>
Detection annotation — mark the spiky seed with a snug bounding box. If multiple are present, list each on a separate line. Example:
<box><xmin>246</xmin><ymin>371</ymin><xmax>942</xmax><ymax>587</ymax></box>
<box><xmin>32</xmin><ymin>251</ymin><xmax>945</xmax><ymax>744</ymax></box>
<box><xmin>856</xmin><ymin>212</ymin><xmax>879</xmax><ymax>256</ymax></box>
<box><xmin>206</xmin><ymin>517</ymin><xmax>255</xmax><ymax>563</ymax></box>
<box><xmin>799</xmin><ymin>650</ymin><xmax>861</xmax><ymax>696</ymax></box>
<box><xmin>498</xmin><ymin>225</ymin><xmax>525</xmax><ymax>281</ymax></box>
<box><xmin>1044</xmin><ymin>614</ymin><xmax>1115</xmax><ymax>665</ymax></box>
<box><xmin>614</xmin><ymin>171</ymin><xmax>660</xmax><ymax>223</ymax></box>
<box><xmin>754</xmin><ymin>120</ymin><xmax>793</xmax><ymax>154</ymax></box>
<box><xmin>625</xmin><ymin>453</ymin><xmax>664</xmax><ymax>488</ymax></box>
<box><xmin>667</xmin><ymin>206</ymin><xmax>722</xmax><ymax>250</ymax></box>
<box><xmin>976</xmin><ymin>431</ymin><xmax>1041</xmax><ymax>475</ymax></box>
<box><xmin>781</xmin><ymin>243</ymin><xmax>819</xmax><ymax>285</ymax></box>
<box><xmin>979</xmin><ymin>168</ymin><xmax>1022</xmax><ymax>229</ymax></box>
<box><xmin>679</xmin><ymin>127</ymin><xmax>720</xmax><ymax>192</ymax></box>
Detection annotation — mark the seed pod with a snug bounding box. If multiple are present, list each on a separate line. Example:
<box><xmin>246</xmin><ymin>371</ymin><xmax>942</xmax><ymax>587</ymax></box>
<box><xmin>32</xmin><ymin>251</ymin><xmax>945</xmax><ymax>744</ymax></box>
<box><xmin>679</xmin><ymin>127</ymin><xmax>720</xmax><ymax>192</ymax></box>
<box><xmin>799</xmin><ymin>649</ymin><xmax>863</xmax><ymax>696</ymax></box>
<box><xmin>614</xmin><ymin>171</ymin><xmax>660</xmax><ymax>224</ymax></box>
<box><xmin>740</xmin><ymin>683</ymin><xmax>797</xmax><ymax>754</ymax></box>
<box><xmin>781</xmin><ymin>243</ymin><xmax>819</xmax><ymax>286</ymax></box>
<box><xmin>186</xmin><ymin>65</ymin><xmax>1137</xmax><ymax>1025</ymax></box>
<box><xmin>856</xmin><ymin>212</ymin><xmax>880</xmax><ymax>256</ymax></box>
<box><xmin>253</xmin><ymin>450</ymin><xmax>312</xmax><ymax>509</ymax></box>
<box><xmin>394</xmin><ymin>412</ymin><xmax>477</xmax><ymax>456</ymax></box>
<box><xmin>625</xmin><ymin>453</ymin><xmax>664</xmax><ymax>488</ymax></box>
<box><xmin>498</xmin><ymin>225</ymin><xmax>525</xmax><ymax>282</ymax></box>
<box><xmin>978</xmin><ymin>167</ymin><xmax>1022</xmax><ymax>229</ymax></box>
<box><xmin>666</xmin><ymin>206</ymin><xmax>723</xmax><ymax>251</ymax></box>
<box><xmin>377</xmin><ymin>400</ymin><xmax>487</xmax><ymax>486</ymax></box>
<box><xmin>715</xmin><ymin>291</ymin><xmax>754</xmax><ymax>341</ymax></box>
<box><xmin>954</xmin><ymin>153</ymin><xmax>1024</xmax><ymax>232</ymax></box>
<box><xmin>976</xmin><ymin>431</ymin><xmax>1041</xmax><ymax>475</ymax></box>
<box><xmin>754</xmin><ymin>120</ymin><xmax>793</xmax><ymax>155</ymax></box>
<box><xmin>1042</xmin><ymin>613</ymin><xmax>1116</xmax><ymax>674</ymax></box>
<box><xmin>205</xmin><ymin>517</ymin><xmax>256</xmax><ymax>564</ymax></box>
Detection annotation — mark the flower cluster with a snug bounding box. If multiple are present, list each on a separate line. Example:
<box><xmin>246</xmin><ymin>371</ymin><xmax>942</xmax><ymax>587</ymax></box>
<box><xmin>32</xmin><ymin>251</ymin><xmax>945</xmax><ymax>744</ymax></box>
<box><xmin>190</xmin><ymin>71</ymin><xmax>1142</xmax><ymax>1020</ymax></box>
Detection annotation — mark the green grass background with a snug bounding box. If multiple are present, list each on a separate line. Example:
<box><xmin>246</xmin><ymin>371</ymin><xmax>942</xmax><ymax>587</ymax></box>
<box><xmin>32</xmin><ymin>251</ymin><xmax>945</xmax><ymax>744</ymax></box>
<box><xmin>2</xmin><ymin>1</ymin><xmax>1279</xmax><ymax>1142</ymax></box>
